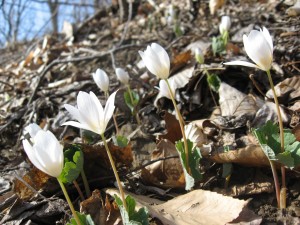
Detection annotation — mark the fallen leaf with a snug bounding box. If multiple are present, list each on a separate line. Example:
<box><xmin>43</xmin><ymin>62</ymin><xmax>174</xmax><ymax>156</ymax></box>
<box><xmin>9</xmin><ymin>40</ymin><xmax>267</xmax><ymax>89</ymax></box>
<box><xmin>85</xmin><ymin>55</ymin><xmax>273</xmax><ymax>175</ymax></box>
<box><xmin>209</xmin><ymin>142</ymin><xmax>269</xmax><ymax>167</ymax></box>
<box><xmin>141</xmin><ymin>139</ymin><xmax>184</xmax><ymax>189</ymax></box>
<box><xmin>159</xmin><ymin>111</ymin><xmax>182</xmax><ymax>143</ymax></box>
<box><xmin>170</xmin><ymin>50</ymin><xmax>192</xmax><ymax>74</ymax></box>
<box><xmin>219</xmin><ymin>82</ymin><xmax>289</xmax><ymax>127</ymax></box>
<box><xmin>106</xmin><ymin>188</ymin><xmax>260</xmax><ymax>225</ymax></box>
<box><xmin>14</xmin><ymin>167</ymin><xmax>50</xmax><ymax>200</ymax></box>
<box><xmin>266</xmin><ymin>76</ymin><xmax>300</xmax><ymax>102</ymax></box>
<box><xmin>155</xmin><ymin>67</ymin><xmax>194</xmax><ymax>105</ymax></box>
<box><xmin>286</xmin><ymin>0</ymin><xmax>300</xmax><ymax>16</ymax></box>
<box><xmin>219</xmin><ymin>82</ymin><xmax>258</xmax><ymax>118</ymax></box>
<box><xmin>209</xmin><ymin>0</ymin><xmax>225</xmax><ymax>15</ymax></box>
<box><xmin>80</xmin><ymin>189</ymin><xmax>107</xmax><ymax>225</ymax></box>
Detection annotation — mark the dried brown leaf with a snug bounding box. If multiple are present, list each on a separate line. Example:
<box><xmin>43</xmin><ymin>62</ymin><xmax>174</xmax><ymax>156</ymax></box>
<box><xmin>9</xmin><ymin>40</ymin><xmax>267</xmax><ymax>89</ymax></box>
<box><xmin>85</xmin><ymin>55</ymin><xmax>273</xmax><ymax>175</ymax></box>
<box><xmin>209</xmin><ymin>143</ymin><xmax>269</xmax><ymax>167</ymax></box>
<box><xmin>106</xmin><ymin>188</ymin><xmax>259</xmax><ymax>225</ymax></box>
<box><xmin>14</xmin><ymin>167</ymin><xmax>50</xmax><ymax>200</ymax></box>
<box><xmin>141</xmin><ymin>139</ymin><xmax>184</xmax><ymax>189</ymax></box>
<box><xmin>159</xmin><ymin>111</ymin><xmax>182</xmax><ymax>143</ymax></box>
<box><xmin>266</xmin><ymin>76</ymin><xmax>300</xmax><ymax>102</ymax></box>
<box><xmin>219</xmin><ymin>82</ymin><xmax>258</xmax><ymax>118</ymax></box>
<box><xmin>170</xmin><ymin>50</ymin><xmax>192</xmax><ymax>74</ymax></box>
<box><xmin>80</xmin><ymin>189</ymin><xmax>106</xmax><ymax>225</ymax></box>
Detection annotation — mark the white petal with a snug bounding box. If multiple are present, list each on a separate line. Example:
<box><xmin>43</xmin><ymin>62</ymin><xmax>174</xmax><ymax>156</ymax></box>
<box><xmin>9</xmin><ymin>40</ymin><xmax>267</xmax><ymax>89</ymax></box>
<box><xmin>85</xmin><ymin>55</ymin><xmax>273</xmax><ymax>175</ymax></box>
<box><xmin>243</xmin><ymin>31</ymin><xmax>272</xmax><ymax>71</ymax></box>
<box><xmin>159</xmin><ymin>79</ymin><xmax>171</xmax><ymax>99</ymax></box>
<box><xmin>219</xmin><ymin>16</ymin><xmax>231</xmax><ymax>34</ymax></box>
<box><xmin>24</xmin><ymin>123</ymin><xmax>42</xmax><ymax>139</ymax></box>
<box><xmin>64</xmin><ymin>104</ymin><xmax>81</xmax><ymax>121</ymax></box>
<box><xmin>62</xmin><ymin>121</ymin><xmax>98</xmax><ymax>133</ymax></box>
<box><xmin>262</xmin><ymin>27</ymin><xmax>273</xmax><ymax>52</ymax></box>
<box><xmin>103</xmin><ymin>91</ymin><xmax>117</xmax><ymax>134</ymax></box>
<box><xmin>145</xmin><ymin>46</ymin><xmax>167</xmax><ymax>79</ymax></box>
<box><xmin>33</xmin><ymin>131</ymin><xmax>63</xmax><ymax>177</ymax></box>
<box><xmin>93</xmin><ymin>69</ymin><xmax>109</xmax><ymax>92</ymax></box>
<box><xmin>224</xmin><ymin>61</ymin><xmax>260</xmax><ymax>69</ymax></box>
<box><xmin>116</xmin><ymin>68</ymin><xmax>129</xmax><ymax>85</ymax></box>
<box><xmin>89</xmin><ymin>91</ymin><xmax>104</xmax><ymax>129</ymax></box>
<box><xmin>23</xmin><ymin>139</ymin><xmax>44</xmax><ymax>173</ymax></box>
<box><xmin>151</xmin><ymin>43</ymin><xmax>170</xmax><ymax>74</ymax></box>
<box><xmin>77</xmin><ymin>91</ymin><xmax>100</xmax><ymax>131</ymax></box>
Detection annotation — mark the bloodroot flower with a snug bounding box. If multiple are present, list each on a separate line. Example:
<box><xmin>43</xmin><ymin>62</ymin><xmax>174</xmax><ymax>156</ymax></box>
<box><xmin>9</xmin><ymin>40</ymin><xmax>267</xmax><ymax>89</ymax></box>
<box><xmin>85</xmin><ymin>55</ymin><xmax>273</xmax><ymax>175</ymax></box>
<box><xmin>115</xmin><ymin>68</ymin><xmax>130</xmax><ymax>85</ymax></box>
<box><xmin>224</xmin><ymin>27</ymin><xmax>273</xmax><ymax>71</ymax></box>
<box><xmin>22</xmin><ymin>124</ymin><xmax>64</xmax><ymax>177</ymax></box>
<box><xmin>92</xmin><ymin>68</ymin><xmax>109</xmax><ymax>93</ymax></box>
<box><xmin>63</xmin><ymin>91</ymin><xmax>117</xmax><ymax>135</ymax></box>
<box><xmin>139</xmin><ymin>43</ymin><xmax>170</xmax><ymax>79</ymax></box>
<box><xmin>219</xmin><ymin>16</ymin><xmax>231</xmax><ymax>35</ymax></box>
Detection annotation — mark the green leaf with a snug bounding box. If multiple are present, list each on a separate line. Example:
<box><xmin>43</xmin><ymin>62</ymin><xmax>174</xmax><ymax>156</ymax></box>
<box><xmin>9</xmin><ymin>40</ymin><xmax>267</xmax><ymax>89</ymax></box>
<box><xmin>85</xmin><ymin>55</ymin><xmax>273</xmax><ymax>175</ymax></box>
<box><xmin>277</xmin><ymin>151</ymin><xmax>294</xmax><ymax>168</ymax></box>
<box><xmin>59</xmin><ymin>145</ymin><xmax>84</xmax><ymax>183</ymax></box>
<box><xmin>212</xmin><ymin>36</ymin><xmax>226</xmax><ymax>56</ymax></box>
<box><xmin>124</xmin><ymin>90</ymin><xmax>139</xmax><ymax>113</ymax></box>
<box><xmin>221</xmin><ymin>30</ymin><xmax>229</xmax><ymax>46</ymax></box>
<box><xmin>253</xmin><ymin>121</ymin><xmax>300</xmax><ymax>168</ymax></box>
<box><xmin>114</xmin><ymin>195</ymin><xmax>149</xmax><ymax>225</ymax></box>
<box><xmin>175</xmin><ymin>139</ymin><xmax>202</xmax><ymax>191</ymax></box>
<box><xmin>113</xmin><ymin>135</ymin><xmax>129</xmax><ymax>148</ymax></box>
<box><xmin>66</xmin><ymin>211</ymin><xmax>95</xmax><ymax>225</ymax></box>
<box><xmin>207</xmin><ymin>74</ymin><xmax>221</xmax><ymax>92</ymax></box>
<box><xmin>173</xmin><ymin>22</ymin><xmax>183</xmax><ymax>37</ymax></box>
<box><xmin>222</xmin><ymin>163</ymin><xmax>232</xmax><ymax>178</ymax></box>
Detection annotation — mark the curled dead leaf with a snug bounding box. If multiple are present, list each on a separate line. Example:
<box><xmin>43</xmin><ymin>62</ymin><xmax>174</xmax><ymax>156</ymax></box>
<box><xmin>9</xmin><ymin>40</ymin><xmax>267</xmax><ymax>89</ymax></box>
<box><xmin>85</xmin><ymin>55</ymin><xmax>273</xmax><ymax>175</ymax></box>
<box><xmin>141</xmin><ymin>139</ymin><xmax>184</xmax><ymax>189</ymax></box>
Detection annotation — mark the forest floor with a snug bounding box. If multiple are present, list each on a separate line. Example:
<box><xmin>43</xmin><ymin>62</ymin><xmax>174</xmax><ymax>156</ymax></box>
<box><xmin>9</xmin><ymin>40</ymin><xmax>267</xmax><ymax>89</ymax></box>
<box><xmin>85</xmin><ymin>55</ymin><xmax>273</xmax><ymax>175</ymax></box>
<box><xmin>0</xmin><ymin>0</ymin><xmax>300</xmax><ymax>224</ymax></box>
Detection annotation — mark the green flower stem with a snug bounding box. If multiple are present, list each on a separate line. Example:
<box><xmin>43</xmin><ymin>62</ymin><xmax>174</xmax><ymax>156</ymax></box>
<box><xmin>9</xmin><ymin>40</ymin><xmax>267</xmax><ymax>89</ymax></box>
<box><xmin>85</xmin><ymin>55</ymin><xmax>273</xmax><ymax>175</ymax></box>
<box><xmin>222</xmin><ymin>31</ymin><xmax>229</xmax><ymax>46</ymax></box>
<box><xmin>100</xmin><ymin>133</ymin><xmax>127</xmax><ymax>212</ymax></box>
<box><xmin>126</xmin><ymin>85</ymin><xmax>141</xmax><ymax>125</ymax></box>
<box><xmin>73</xmin><ymin>180</ymin><xmax>85</xmax><ymax>201</ymax></box>
<box><xmin>105</xmin><ymin>91</ymin><xmax>120</xmax><ymax>135</ymax></box>
<box><xmin>266</xmin><ymin>70</ymin><xmax>286</xmax><ymax>209</ymax></box>
<box><xmin>203</xmin><ymin>68</ymin><xmax>218</xmax><ymax>107</ymax></box>
<box><xmin>57</xmin><ymin>178</ymin><xmax>82</xmax><ymax>225</ymax></box>
<box><xmin>164</xmin><ymin>79</ymin><xmax>190</xmax><ymax>174</ymax></box>
<box><xmin>81</xmin><ymin>170</ymin><xmax>91</xmax><ymax>198</ymax></box>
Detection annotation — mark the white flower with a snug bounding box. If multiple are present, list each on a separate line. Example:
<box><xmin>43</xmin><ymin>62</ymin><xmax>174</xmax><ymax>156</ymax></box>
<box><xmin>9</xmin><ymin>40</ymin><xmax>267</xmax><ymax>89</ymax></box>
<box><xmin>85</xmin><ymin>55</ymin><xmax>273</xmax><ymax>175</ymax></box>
<box><xmin>22</xmin><ymin>126</ymin><xmax>64</xmax><ymax>178</ymax></box>
<box><xmin>167</xmin><ymin>5</ymin><xmax>175</xmax><ymax>25</ymax></box>
<box><xmin>92</xmin><ymin>68</ymin><xmax>109</xmax><ymax>92</ymax></box>
<box><xmin>139</xmin><ymin>43</ymin><xmax>170</xmax><ymax>79</ymax></box>
<box><xmin>24</xmin><ymin>123</ymin><xmax>42</xmax><ymax>139</ymax></box>
<box><xmin>63</xmin><ymin>91</ymin><xmax>117</xmax><ymax>135</ymax></box>
<box><xmin>115</xmin><ymin>68</ymin><xmax>130</xmax><ymax>85</ymax></box>
<box><xmin>219</xmin><ymin>16</ymin><xmax>231</xmax><ymax>35</ymax></box>
<box><xmin>224</xmin><ymin>27</ymin><xmax>273</xmax><ymax>71</ymax></box>
<box><xmin>194</xmin><ymin>48</ymin><xmax>204</xmax><ymax>64</ymax></box>
<box><xmin>159</xmin><ymin>79</ymin><xmax>174</xmax><ymax>99</ymax></box>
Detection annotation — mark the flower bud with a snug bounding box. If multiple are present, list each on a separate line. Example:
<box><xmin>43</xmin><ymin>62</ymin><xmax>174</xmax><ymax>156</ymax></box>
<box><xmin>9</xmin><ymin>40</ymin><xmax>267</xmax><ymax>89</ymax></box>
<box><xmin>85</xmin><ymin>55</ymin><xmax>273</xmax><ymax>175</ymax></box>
<box><xmin>115</xmin><ymin>68</ymin><xmax>130</xmax><ymax>85</ymax></box>
<box><xmin>219</xmin><ymin>16</ymin><xmax>231</xmax><ymax>35</ymax></box>
<box><xmin>92</xmin><ymin>68</ymin><xmax>109</xmax><ymax>92</ymax></box>
<box><xmin>195</xmin><ymin>48</ymin><xmax>204</xmax><ymax>64</ymax></box>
